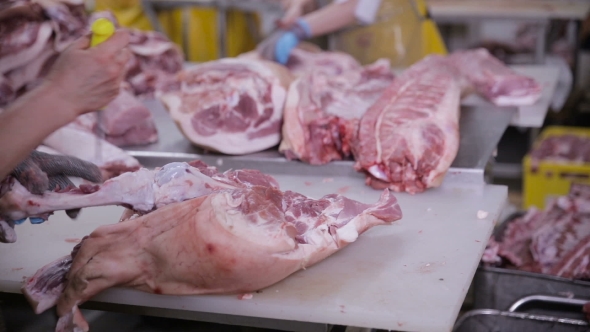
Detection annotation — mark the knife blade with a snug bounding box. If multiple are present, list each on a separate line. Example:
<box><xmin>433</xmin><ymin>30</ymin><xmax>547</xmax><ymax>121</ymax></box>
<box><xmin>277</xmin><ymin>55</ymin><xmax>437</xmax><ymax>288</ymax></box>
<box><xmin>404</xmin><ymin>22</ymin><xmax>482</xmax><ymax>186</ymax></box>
<box><xmin>89</xmin><ymin>18</ymin><xmax>116</xmax><ymax>163</ymax></box>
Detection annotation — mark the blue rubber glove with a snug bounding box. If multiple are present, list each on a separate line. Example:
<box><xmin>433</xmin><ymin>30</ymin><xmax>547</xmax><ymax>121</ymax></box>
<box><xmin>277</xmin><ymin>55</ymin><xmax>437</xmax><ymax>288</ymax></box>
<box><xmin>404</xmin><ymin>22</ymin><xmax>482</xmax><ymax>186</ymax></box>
<box><xmin>13</xmin><ymin>217</ymin><xmax>46</xmax><ymax>225</ymax></box>
<box><xmin>257</xmin><ymin>19</ymin><xmax>312</xmax><ymax>65</ymax></box>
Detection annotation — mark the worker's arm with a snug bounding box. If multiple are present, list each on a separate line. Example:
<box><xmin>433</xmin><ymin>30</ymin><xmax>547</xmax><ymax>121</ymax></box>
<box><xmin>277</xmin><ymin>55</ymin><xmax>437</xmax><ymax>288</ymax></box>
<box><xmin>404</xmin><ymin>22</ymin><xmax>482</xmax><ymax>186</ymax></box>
<box><xmin>0</xmin><ymin>30</ymin><xmax>131</xmax><ymax>187</ymax></box>
<box><xmin>296</xmin><ymin>0</ymin><xmax>359</xmax><ymax>37</ymax></box>
<box><xmin>258</xmin><ymin>0</ymin><xmax>381</xmax><ymax>64</ymax></box>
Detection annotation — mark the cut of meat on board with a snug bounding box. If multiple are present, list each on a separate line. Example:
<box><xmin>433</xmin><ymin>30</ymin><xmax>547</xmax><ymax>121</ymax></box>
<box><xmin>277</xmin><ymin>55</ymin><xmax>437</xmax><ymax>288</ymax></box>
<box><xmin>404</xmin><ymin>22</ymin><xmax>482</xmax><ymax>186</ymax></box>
<box><xmin>72</xmin><ymin>89</ymin><xmax>158</xmax><ymax>147</ymax></box>
<box><xmin>482</xmin><ymin>184</ymin><xmax>590</xmax><ymax>280</ymax></box>
<box><xmin>42</xmin><ymin>126</ymin><xmax>141</xmax><ymax>180</ymax></box>
<box><xmin>279</xmin><ymin>50</ymin><xmax>394</xmax><ymax>165</ymax></box>
<box><xmin>353</xmin><ymin>61</ymin><xmax>461</xmax><ymax>194</ymax></box>
<box><xmin>124</xmin><ymin>28</ymin><xmax>184</xmax><ymax>97</ymax></box>
<box><xmin>447</xmin><ymin>48</ymin><xmax>542</xmax><ymax>107</ymax></box>
<box><xmin>18</xmin><ymin>160</ymin><xmax>402</xmax><ymax>332</ymax></box>
<box><xmin>158</xmin><ymin>58</ymin><xmax>293</xmax><ymax>155</ymax></box>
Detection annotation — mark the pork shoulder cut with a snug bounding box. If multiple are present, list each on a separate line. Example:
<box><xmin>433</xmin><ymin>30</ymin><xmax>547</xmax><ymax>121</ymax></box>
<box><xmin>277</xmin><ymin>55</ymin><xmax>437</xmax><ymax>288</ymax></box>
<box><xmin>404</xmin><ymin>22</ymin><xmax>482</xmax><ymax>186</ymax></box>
<box><xmin>158</xmin><ymin>58</ymin><xmax>293</xmax><ymax>155</ymax></box>
<box><xmin>17</xmin><ymin>160</ymin><xmax>402</xmax><ymax>332</ymax></box>
<box><xmin>353</xmin><ymin>58</ymin><xmax>461</xmax><ymax>194</ymax></box>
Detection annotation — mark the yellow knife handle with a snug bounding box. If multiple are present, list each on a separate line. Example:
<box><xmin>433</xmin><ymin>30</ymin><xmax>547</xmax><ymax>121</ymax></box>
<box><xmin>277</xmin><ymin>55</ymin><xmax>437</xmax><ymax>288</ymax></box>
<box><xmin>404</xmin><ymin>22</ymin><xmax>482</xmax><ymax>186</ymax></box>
<box><xmin>90</xmin><ymin>18</ymin><xmax>115</xmax><ymax>47</ymax></box>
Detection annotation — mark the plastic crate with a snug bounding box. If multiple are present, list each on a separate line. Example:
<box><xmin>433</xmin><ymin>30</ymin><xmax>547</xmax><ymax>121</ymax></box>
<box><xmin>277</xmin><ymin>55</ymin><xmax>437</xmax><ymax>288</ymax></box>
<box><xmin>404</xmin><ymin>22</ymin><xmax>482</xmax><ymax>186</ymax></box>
<box><xmin>523</xmin><ymin>126</ymin><xmax>590</xmax><ymax>210</ymax></box>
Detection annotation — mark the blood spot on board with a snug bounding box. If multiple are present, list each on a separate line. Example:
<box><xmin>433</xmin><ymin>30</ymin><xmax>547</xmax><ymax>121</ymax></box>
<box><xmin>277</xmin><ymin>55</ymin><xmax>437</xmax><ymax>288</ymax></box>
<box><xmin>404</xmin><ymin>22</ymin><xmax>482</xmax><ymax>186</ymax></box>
<box><xmin>336</xmin><ymin>186</ymin><xmax>350</xmax><ymax>194</ymax></box>
<box><xmin>418</xmin><ymin>230</ymin><xmax>423</xmax><ymax>234</ymax></box>
<box><xmin>11</xmin><ymin>267</ymin><xmax>23</xmax><ymax>271</ymax></box>
<box><xmin>65</xmin><ymin>238</ymin><xmax>82</xmax><ymax>244</ymax></box>
<box><xmin>304</xmin><ymin>181</ymin><xmax>313</xmax><ymax>186</ymax></box>
<box><xmin>154</xmin><ymin>287</ymin><xmax>162</xmax><ymax>294</ymax></box>
<box><xmin>397</xmin><ymin>321</ymin><xmax>405</xmax><ymax>327</ymax></box>
<box><xmin>206</xmin><ymin>243</ymin><xmax>216</xmax><ymax>254</ymax></box>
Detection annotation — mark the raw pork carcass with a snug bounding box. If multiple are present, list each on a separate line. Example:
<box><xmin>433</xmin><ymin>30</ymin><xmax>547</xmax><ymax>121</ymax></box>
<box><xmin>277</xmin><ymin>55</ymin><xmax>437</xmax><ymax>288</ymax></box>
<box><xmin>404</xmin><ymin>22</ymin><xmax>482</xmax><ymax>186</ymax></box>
<box><xmin>353</xmin><ymin>60</ymin><xmax>461</xmax><ymax>194</ymax></box>
<box><xmin>42</xmin><ymin>126</ymin><xmax>141</xmax><ymax>179</ymax></box>
<box><xmin>18</xmin><ymin>161</ymin><xmax>402</xmax><ymax>332</ymax></box>
<box><xmin>72</xmin><ymin>89</ymin><xmax>158</xmax><ymax>147</ymax></box>
<box><xmin>158</xmin><ymin>58</ymin><xmax>293</xmax><ymax>155</ymax></box>
<box><xmin>124</xmin><ymin>28</ymin><xmax>184</xmax><ymax>97</ymax></box>
<box><xmin>447</xmin><ymin>48</ymin><xmax>542</xmax><ymax>106</ymax></box>
<box><xmin>279</xmin><ymin>53</ymin><xmax>394</xmax><ymax>164</ymax></box>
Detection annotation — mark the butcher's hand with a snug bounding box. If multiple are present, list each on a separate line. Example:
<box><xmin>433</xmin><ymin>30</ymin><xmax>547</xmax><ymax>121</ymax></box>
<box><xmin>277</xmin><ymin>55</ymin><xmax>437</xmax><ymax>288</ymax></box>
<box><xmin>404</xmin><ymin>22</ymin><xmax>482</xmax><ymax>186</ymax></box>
<box><xmin>10</xmin><ymin>151</ymin><xmax>103</xmax><ymax>224</ymax></box>
<box><xmin>257</xmin><ymin>18</ymin><xmax>311</xmax><ymax>65</ymax></box>
<box><xmin>44</xmin><ymin>29</ymin><xmax>131</xmax><ymax>118</ymax></box>
<box><xmin>278</xmin><ymin>0</ymin><xmax>315</xmax><ymax>28</ymax></box>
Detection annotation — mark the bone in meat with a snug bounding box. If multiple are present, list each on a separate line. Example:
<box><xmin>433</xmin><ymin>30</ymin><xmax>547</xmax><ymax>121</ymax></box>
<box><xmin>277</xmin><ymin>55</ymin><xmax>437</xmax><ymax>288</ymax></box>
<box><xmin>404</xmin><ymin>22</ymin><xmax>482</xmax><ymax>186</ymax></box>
<box><xmin>42</xmin><ymin>125</ymin><xmax>141</xmax><ymax>179</ymax></box>
<box><xmin>20</xmin><ymin>160</ymin><xmax>402</xmax><ymax>332</ymax></box>
<box><xmin>158</xmin><ymin>58</ymin><xmax>293</xmax><ymax>155</ymax></box>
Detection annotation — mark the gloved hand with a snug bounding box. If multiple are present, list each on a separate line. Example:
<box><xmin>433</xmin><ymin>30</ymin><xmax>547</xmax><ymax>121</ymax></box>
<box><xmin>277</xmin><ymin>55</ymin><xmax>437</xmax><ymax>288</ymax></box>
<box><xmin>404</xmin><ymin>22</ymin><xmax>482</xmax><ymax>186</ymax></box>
<box><xmin>9</xmin><ymin>151</ymin><xmax>103</xmax><ymax>224</ymax></box>
<box><xmin>257</xmin><ymin>18</ymin><xmax>312</xmax><ymax>65</ymax></box>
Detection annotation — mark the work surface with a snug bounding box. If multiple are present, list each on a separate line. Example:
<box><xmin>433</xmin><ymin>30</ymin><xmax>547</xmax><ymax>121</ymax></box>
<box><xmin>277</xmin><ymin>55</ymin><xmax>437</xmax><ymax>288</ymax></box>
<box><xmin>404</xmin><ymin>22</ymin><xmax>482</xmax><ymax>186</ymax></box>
<box><xmin>0</xmin><ymin>170</ymin><xmax>507</xmax><ymax>332</ymax></box>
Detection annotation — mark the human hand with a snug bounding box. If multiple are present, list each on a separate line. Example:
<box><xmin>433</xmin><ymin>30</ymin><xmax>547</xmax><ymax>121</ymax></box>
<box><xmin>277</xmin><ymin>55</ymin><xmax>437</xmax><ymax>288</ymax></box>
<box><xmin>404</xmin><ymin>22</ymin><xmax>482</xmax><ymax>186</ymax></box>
<box><xmin>44</xmin><ymin>29</ymin><xmax>131</xmax><ymax>118</ymax></box>
<box><xmin>278</xmin><ymin>0</ymin><xmax>315</xmax><ymax>28</ymax></box>
<box><xmin>10</xmin><ymin>151</ymin><xmax>103</xmax><ymax>224</ymax></box>
<box><xmin>257</xmin><ymin>19</ymin><xmax>311</xmax><ymax>64</ymax></box>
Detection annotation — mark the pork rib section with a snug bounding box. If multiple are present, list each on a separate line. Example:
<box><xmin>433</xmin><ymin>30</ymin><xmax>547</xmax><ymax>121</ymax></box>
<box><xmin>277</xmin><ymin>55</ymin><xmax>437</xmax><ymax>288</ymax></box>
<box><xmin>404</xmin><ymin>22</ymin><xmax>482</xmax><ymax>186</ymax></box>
<box><xmin>353</xmin><ymin>68</ymin><xmax>461</xmax><ymax>194</ymax></box>
<box><xmin>20</xmin><ymin>161</ymin><xmax>402</xmax><ymax>332</ymax></box>
<box><xmin>279</xmin><ymin>50</ymin><xmax>394</xmax><ymax>164</ymax></box>
<box><xmin>158</xmin><ymin>58</ymin><xmax>292</xmax><ymax>155</ymax></box>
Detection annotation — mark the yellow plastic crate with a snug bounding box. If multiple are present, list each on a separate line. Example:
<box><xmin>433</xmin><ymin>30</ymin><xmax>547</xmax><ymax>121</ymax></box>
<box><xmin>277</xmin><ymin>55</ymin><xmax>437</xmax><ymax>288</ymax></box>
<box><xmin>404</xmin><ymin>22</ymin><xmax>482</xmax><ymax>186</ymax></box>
<box><xmin>523</xmin><ymin>126</ymin><xmax>590</xmax><ymax>210</ymax></box>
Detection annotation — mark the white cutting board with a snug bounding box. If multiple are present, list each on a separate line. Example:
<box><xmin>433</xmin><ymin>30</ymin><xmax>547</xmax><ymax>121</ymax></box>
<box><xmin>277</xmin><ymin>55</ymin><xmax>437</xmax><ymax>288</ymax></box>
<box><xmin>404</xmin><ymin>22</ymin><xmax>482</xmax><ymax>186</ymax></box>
<box><xmin>0</xmin><ymin>174</ymin><xmax>507</xmax><ymax>332</ymax></box>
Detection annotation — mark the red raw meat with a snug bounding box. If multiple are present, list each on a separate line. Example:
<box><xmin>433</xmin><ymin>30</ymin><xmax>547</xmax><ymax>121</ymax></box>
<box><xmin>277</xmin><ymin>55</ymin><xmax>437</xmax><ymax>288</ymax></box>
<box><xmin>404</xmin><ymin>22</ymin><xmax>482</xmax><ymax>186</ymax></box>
<box><xmin>353</xmin><ymin>59</ymin><xmax>461</xmax><ymax>194</ymax></box>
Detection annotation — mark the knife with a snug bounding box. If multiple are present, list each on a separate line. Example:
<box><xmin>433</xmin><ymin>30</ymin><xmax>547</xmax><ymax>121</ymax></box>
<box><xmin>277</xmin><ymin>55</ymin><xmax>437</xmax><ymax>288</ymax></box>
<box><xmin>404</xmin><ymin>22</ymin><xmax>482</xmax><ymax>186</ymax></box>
<box><xmin>89</xmin><ymin>18</ymin><xmax>116</xmax><ymax>163</ymax></box>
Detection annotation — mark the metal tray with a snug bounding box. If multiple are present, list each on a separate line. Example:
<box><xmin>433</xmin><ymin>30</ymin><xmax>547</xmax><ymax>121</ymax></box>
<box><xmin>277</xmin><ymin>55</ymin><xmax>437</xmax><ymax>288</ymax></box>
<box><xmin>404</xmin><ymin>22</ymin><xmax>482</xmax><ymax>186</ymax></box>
<box><xmin>472</xmin><ymin>211</ymin><xmax>590</xmax><ymax>318</ymax></box>
<box><xmin>453</xmin><ymin>309</ymin><xmax>589</xmax><ymax>332</ymax></box>
<box><xmin>124</xmin><ymin>98</ymin><xmax>515</xmax><ymax>185</ymax></box>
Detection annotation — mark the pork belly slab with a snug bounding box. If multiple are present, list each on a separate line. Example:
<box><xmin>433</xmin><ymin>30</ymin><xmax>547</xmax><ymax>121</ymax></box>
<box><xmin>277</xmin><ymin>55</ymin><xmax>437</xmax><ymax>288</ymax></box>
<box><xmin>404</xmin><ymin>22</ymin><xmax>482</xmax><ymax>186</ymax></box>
<box><xmin>15</xmin><ymin>160</ymin><xmax>402</xmax><ymax>332</ymax></box>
